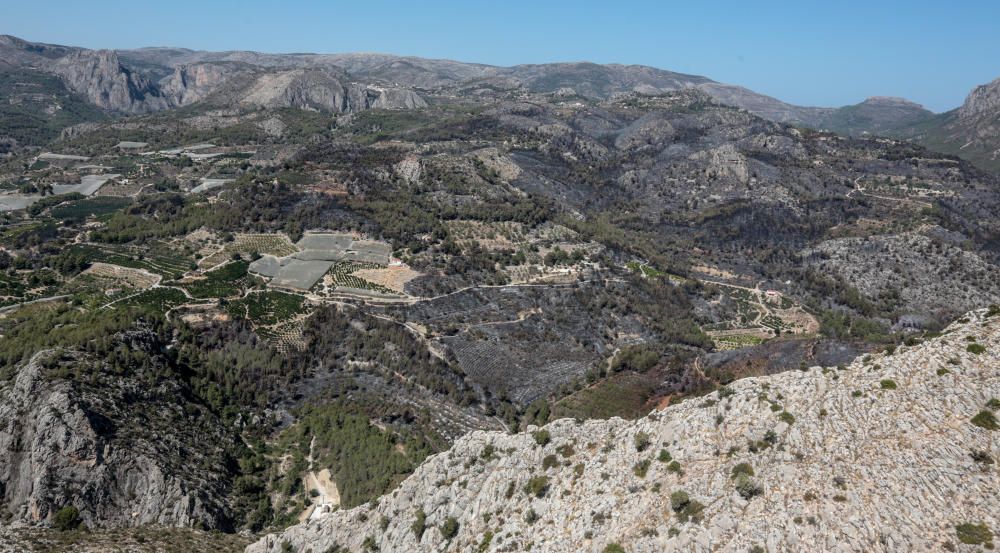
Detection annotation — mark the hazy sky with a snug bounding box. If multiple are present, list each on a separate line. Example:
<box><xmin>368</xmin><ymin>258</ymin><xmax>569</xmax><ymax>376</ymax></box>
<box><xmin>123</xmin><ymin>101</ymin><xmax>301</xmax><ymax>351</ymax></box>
<box><xmin>5</xmin><ymin>0</ymin><xmax>999</xmax><ymax>112</ymax></box>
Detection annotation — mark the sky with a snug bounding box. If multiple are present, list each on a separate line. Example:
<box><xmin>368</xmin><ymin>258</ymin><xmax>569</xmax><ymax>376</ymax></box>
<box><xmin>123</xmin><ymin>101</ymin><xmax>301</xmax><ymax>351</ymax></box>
<box><xmin>4</xmin><ymin>0</ymin><xmax>999</xmax><ymax>112</ymax></box>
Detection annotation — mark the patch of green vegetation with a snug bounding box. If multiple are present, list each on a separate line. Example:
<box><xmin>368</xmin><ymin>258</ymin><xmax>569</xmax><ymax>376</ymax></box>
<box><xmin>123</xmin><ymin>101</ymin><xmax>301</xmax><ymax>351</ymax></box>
<box><xmin>178</xmin><ymin>261</ymin><xmax>254</xmax><ymax>298</ymax></box>
<box><xmin>879</xmin><ymin>379</ymin><xmax>897</xmax><ymax>390</ymax></box>
<box><xmin>113</xmin><ymin>287</ymin><xmax>188</xmax><ymax>313</ymax></box>
<box><xmin>53</xmin><ymin>506</ymin><xmax>82</xmax><ymax>531</ymax></box>
<box><xmin>634</xmin><ymin>432</ymin><xmax>651</xmax><ymax>452</ymax></box>
<box><xmin>525</xmin><ymin>475</ymin><xmax>550</xmax><ymax>498</ymax></box>
<box><xmin>275</xmin><ymin>401</ymin><xmax>432</xmax><ymax>509</ymax></box>
<box><xmin>532</xmin><ymin>430</ymin><xmax>551</xmax><ymax>446</ymax></box>
<box><xmin>967</xmin><ymin>343</ymin><xmax>986</xmax><ymax>355</ymax></box>
<box><xmin>0</xmin><ymin>303</ymin><xmax>159</xmax><ymax>377</ymax></box>
<box><xmin>971</xmin><ymin>410</ymin><xmax>999</xmax><ymax>431</ymax></box>
<box><xmin>66</xmin><ymin>243</ymin><xmax>193</xmax><ymax>279</ymax></box>
<box><xmin>633</xmin><ymin>459</ymin><xmax>651</xmax><ymax>478</ymax></box>
<box><xmin>0</xmin><ymin>68</ymin><xmax>106</xmax><ymax>145</ymax></box>
<box><xmin>669</xmin><ymin>490</ymin><xmax>704</xmax><ymax>523</ymax></box>
<box><xmin>50</xmin><ymin>196</ymin><xmax>132</xmax><ymax>220</ymax></box>
<box><xmin>228</xmin><ymin>290</ymin><xmax>306</xmax><ymax>325</ymax></box>
<box><xmin>551</xmin><ymin>371</ymin><xmax>658</xmax><ymax>420</ymax></box>
<box><xmin>955</xmin><ymin>522</ymin><xmax>993</xmax><ymax>545</ymax></box>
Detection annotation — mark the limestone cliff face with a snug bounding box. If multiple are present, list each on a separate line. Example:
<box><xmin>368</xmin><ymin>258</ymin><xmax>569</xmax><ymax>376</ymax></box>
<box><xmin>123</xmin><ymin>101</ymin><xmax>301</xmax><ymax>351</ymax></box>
<box><xmin>237</xmin><ymin>68</ymin><xmax>427</xmax><ymax>112</ymax></box>
<box><xmin>160</xmin><ymin>62</ymin><xmax>245</xmax><ymax>106</ymax></box>
<box><xmin>248</xmin><ymin>309</ymin><xmax>999</xmax><ymax>553</ymax></box>
<box><xmin>0</xmin><ymin>351</ymin><xmax>236</xmax><ymax>531</ymax></box>
<box><xmin>51</xmin><ymin>50</ymin><xmax>170</xmax><ymax>114</ymax></box>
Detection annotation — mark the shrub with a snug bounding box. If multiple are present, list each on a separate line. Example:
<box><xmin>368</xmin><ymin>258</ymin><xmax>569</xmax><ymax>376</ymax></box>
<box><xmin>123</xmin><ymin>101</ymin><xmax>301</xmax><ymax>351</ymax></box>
<box><xmin>734</xmin><ymin>474</ymin><xmax>762</xmax><ymax>500</ymax></box>
<box><xmin>477</xmin><ymin>532</ymin><xmax>494</xmax><ymax>553</ymax></box>
<box><xmin>667</xmin><ymin>461</ymin><xmax>683</xmax><ymax>475</ymax></box>
<box><xmin>879</xmin><ymin>379</ymin><xmax>897</xmax><ymax>390</ymax></box>
<box><xmin>411</xmin><ymin>509</ymin><xmax>427</xmax><ymax>540</ymax></box>
<box><xmin>603</xmin><ymin>545</ymin><xmax>626</xmax><ymax>553</ymax></box>
<box><xmin>670</xmin><ymin>490</ymin><xmax>690</xmax><ymax>512</ymax></box>
<box><xmin>523</xmin><ymin>508</ymin><xmax>539</xmax><ymax>524</ymax></box>
<box><xmin>634</xmin><ymin>432</ymin><xmax>651</xmax><ymax>452</ymax></box>
<box><xmin>525</xmin><ymin>475</ymin><xmax>550</xmax><ymax>498</ymax></box>
<box><xmin>967</xmin><ymin>343</ymin><xmax>986</xmax><ymax>355</ymax></box>
<box><xmin>936</xmin><ymin>368</ymin><xmax>951</xmax><ymax>376</ymax></box>
<box><xmin>971</xmin><ymin>410</ymin><xmax>999</xmax><ymax>430</ymax></box>
<box><xmin>730</xmin><ymin>463</ymin><xmax>754</xmax><ymax>479</ymax></box>
<box><xmin>440</xmin><ymin>517</ymin><xmax>460</xmax><ymax>540</ymax></box>
<box><xmin>671</xmin><ymin>489</ymin><xmax>720</xmax><ymax>522</ymax></box>
<box><xmin>657</xmin><ymin>449</ymin><xmax>672</xmax><ymax>463</ymax></box>
<box><xmin>987</xmin><ymin>398</ymin><xmax>1000</xmax><ymax>411</ymax></box>
<box><xmin>52</xmin><ymin>506</ymin><xmax>81</xmax><ymax>531</ymax></box>
<box><xmin>633</xmin><ymin>459</ymin><xmax>651</xmax><ymax>478</ymax></box>
<box><xmin>955</xmin><ymin>522</ymin><xmax>993</xmax><ymax>545</ymax></box>
<box><xmin>532</xmin><ymin>430</ymin><xmax>551</xmax><ymax>446</ymax></box>
<box><xmin>778</xmin><ymin>411</ymin><xmax>796</xmax><ymax>425</ymax></box>
<box><xmin>480</xmin><ymin>444</ymin><xmax>496</xmax><ymax>460</ymax></box>
<box><xmin>556</xmin><ymin>443</ymin><xmax>575</xmax><ymax>457</ymax></box>
<box><xmin>970</xmin><ymin>449</ymin><xmax>994</xmax><ymax>464</ymax></box>
<box><xmin>542</xmin><ymin>454</ymin><xmax>559</xmax><ymax>470</ymax></box>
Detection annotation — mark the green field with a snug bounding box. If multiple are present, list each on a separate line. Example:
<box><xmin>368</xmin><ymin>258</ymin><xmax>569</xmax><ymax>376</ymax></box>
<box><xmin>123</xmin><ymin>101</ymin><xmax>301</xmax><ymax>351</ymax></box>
<box><xmin>67</xmin><ymin>243</ymin><xmax>193</xmax><ymax>279</ymax></box>
<box><xmin>228</xmin><ymin>290</ymin><xmax>306</xmax><ymax>325</ymax></box>
<box><xmin>112</xmin><ymin>287</ymin><xmax>188</xmax><ymax>313</ymax></box>
<box><xmin>51</xmin><ymin>196</ymin><xmax>132</xmax><ymax>220</ymax></box>
<box><xmin>552</xmin><ymin>372</ymin><xmax>658</xmax><ymax>420</ymax></box>
<box><xmin>178</xmin><ymin>261</ymin><xmax>254</xmax><ymax>299</ymax></box>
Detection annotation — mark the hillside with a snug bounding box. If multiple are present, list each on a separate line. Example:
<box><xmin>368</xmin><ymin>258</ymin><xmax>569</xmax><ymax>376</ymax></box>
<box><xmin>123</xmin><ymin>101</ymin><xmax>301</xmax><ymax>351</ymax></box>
<box><xmin>249</xmin><ymin>307</ymin><xmax>1000</xmax><ymax>552</ymax></box>
<box><xmin>889</xmin><ymin>78</ymin><xmax>1000</xmax><ymax>172</ymax></box>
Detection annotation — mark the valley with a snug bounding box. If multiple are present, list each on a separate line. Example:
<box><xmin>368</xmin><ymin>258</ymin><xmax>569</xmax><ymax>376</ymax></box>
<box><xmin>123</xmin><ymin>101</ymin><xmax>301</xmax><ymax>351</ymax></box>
<box><xmin>0</xmin><ymin>31</ymin><xmax>997</xmax><ymax>553</ymax></box>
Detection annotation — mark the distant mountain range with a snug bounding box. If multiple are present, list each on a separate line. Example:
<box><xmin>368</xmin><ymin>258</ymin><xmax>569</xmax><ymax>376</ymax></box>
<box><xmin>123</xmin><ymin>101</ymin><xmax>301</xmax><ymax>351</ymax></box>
<box><xmin>1</xmin><ymin>34</ymin><xmax>998</xmax><ymax>170</ymax></box>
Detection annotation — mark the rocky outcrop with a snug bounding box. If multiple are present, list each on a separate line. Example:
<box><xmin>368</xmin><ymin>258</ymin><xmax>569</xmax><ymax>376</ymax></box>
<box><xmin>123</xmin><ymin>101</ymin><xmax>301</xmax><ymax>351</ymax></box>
<box><xmin>51</xmin><ymin>50</ymin><xmax>170</xmax><ymax>113</ymax></box>
<box><xmin>248</xmin><ymin>308</ymin><xmax>999</xmax><ymax>552</ymax></box>
<box><xmin>160</xmin><ymin>62</ymin><xmax>246</xmax><ymax>106</ymax></box>
<box><xmin>0</xmin><ymin>351</ymin><xmax>236</xmax><ymax>530</ymax></box>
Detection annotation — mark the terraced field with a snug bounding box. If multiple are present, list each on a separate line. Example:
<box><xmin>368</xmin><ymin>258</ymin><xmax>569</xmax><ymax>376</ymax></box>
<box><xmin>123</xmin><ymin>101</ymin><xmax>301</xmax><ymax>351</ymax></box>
<box><xmin>109</xmin><ymin>287</ymin><xmax>188</xmax><ymax>312</ymax></box>
<box><xmin>315</xmin><ymin>261</ymin><xmax>398</xmax><ymax>295</ymax></box>
<box><xmin>68</xmin><ymin>243</ymin><xmax>193</xmax><ymax>279</ymax></box>
<box><xmin>175</xmin><ymin>260</ymin><xmax>256</xmax><ymax>298</ymax></box>
<box><xmin>199</xmin><ymin>233</ymin><xmax>299</xmax><ymax>268</ymax></box>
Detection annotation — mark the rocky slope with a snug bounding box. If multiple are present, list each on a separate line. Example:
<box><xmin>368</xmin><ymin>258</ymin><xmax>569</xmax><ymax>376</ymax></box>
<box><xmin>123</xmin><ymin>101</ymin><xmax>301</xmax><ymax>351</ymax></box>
<box><xmin>0</xmin><ymin>350</ymin><xmax>236</xmax><ymax>531</ymax></box>
<box><xmin>248</xmin><ymin>308</ymin><xmax>999</xmax><ymax>553</ymax></box>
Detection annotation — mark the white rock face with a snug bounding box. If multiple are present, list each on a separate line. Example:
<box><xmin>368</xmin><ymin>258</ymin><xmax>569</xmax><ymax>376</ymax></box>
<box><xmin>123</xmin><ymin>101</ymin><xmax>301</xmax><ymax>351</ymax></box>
<box><xmin>247</xmin><ymin>309</ymin><xmax>1000</xmax><ymax>552</ymax></box>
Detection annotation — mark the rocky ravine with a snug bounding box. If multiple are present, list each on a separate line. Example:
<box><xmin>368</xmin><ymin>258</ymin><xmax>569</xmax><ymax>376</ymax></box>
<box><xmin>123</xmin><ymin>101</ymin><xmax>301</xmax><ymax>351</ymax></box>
<box><xmin>249</xmin><ymin>309</ymin><xmax>999</xmax><ymax>553</ymax></box>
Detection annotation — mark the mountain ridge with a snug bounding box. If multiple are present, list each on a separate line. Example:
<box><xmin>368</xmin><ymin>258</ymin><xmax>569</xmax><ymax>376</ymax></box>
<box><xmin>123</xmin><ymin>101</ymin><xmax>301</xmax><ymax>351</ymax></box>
<box><xmin>248</xmin><ymin>308</ymin><xmax>1000</xmax><ymax>552</ymax></box>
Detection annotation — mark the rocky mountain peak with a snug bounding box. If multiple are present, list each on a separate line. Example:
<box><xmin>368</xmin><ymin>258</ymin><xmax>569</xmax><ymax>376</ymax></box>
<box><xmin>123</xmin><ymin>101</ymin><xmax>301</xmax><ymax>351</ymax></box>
<box><xmin>51</xmin><ymin>48</ymin><xmax>170</xmax><ymax>113</ymax></box>
<box><xmin>958</xmin><ymin>77</ymin><xmax>1000</xmax><ymax>120</ymax></box>
<box><xmin>861</xmin><ymin>96</ymin><xmax>926</xmax><ymax>108</ymax></box>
